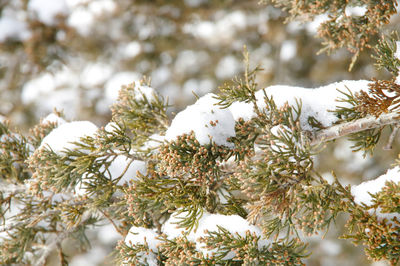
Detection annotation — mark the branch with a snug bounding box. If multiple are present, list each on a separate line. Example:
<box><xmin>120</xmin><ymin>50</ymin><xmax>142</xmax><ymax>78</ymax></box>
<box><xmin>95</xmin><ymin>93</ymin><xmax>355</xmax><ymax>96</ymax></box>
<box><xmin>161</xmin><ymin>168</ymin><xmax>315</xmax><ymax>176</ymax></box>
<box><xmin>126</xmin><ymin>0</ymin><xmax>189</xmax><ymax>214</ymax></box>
<box><xmin>34</xmin><ymin>230</ymin><xmax>71</xmax><ymax>266</ymax></box>
<box><xmin>310</xmin><ymin>112</ymin><xmax>400</xmax><ymax>145</ymax></box>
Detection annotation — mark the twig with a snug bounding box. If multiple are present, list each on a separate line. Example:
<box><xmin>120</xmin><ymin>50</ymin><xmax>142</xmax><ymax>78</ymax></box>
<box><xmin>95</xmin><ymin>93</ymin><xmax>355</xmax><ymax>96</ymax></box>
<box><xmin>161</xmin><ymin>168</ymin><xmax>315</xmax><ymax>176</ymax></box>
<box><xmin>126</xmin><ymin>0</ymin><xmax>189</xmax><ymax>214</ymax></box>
<box><xmin>99</xmin><ymin>209</ymin><xmax>126</xmax><ymax>236</ymax></box>
<box><xmin>383</xmin><ymin>124</ymin><xmax>400</xmax><ymax>150</ymax></box>
<box><xmin>310</xmin><ymin>112</ymin><xmax>400</xmax><ymax>145</ymax></box>
<box><xmin>34</xmin><ymin>230</ymin><xmax>71</xmax><ymax>266</ymax></box>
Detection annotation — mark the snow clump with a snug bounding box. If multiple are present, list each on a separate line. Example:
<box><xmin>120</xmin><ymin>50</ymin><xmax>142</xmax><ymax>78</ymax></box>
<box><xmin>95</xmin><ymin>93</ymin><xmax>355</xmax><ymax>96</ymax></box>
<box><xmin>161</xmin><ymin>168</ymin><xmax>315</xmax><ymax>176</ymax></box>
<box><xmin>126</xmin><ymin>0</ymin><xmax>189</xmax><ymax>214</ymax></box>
<box><xmin>166</xmin><ymin>93</ymin><xmax>236</xmax><ymax>147</ymax></box>
<box><xmin>163</xmin><ymin>210</ymin><xmax>269</xmax><ymax>260</ymax></box>
<box><xmin>351</xmin><ymin>166</ymin><xmax>400</xmax><ymax>226</ymax></box>
<box><xmin>124</xmin><ymin>226</ymin><xmax>162</xmax><ymax>265</ymax></box>
<box><xmin>229</xmin><ymin>80</ymin><xmax>371</xmax><ymax>131</ymax></box>
<box><xmin>39</xmin><ymin>121</ymin><xmax>98</xmax><ymax>155</ymax></box>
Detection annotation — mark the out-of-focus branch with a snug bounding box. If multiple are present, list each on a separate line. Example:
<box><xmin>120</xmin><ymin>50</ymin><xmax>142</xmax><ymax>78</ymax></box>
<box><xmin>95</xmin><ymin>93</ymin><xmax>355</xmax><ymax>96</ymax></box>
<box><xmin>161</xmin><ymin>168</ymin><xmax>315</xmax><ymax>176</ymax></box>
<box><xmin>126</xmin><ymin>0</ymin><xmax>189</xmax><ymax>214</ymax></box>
<box><xmin>33</xmin><ymin>230</ymin><xmax>71</xmax><ymax>266</ymax></box>
<box><xmin>310</xmin><ymin>112</ymin><xmax>400</xmax><ymax>145</ymax></box>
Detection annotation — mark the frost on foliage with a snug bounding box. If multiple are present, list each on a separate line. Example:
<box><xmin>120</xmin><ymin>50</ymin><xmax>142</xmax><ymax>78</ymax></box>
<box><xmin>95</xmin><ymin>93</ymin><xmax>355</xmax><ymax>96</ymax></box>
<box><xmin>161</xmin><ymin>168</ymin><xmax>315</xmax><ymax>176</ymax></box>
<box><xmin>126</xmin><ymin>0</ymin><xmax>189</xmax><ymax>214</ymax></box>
<box><xmin>39</xmin><ymin>121</ymin><xmax>98</xmax><ymax>155</ymax></box>
<box><xmin>166</xmin><ymin>93</ymin><xmax>236</xmax><ymax>147</ymax></box>
<box><xmin>124</xmin><ymin>226</ymin><xmax>161</xmax><ymax>265</ymax></box>
<box><xmin>163</xmin><ymin>210</ymin><xmax>268</xmax><ymax>259</ymax></box>
<box><xmin>229</xmin><ymin>80</ymin><xmax>371</xmax><ymax>130</ymax></box>
<box><xmin>351</xmin><ymin>166</ymin><xmax>400</xmax><ymax>225</ymax></box>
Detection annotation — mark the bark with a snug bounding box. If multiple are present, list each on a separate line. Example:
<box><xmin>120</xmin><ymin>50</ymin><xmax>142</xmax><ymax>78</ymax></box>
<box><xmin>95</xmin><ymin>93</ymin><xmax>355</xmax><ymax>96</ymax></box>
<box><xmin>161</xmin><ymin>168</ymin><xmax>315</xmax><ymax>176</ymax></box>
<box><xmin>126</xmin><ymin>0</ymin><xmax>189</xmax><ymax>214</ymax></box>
<box><xmin>310</xmin><ymin>112</ymin><xmax>400</xmax><ymax>145</ymax></box>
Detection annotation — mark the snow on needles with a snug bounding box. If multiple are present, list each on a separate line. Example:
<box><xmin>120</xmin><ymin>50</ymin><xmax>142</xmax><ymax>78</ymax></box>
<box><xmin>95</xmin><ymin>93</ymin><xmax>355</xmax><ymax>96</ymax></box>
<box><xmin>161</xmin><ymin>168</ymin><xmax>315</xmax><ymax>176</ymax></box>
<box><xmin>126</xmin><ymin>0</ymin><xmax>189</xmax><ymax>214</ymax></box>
<box><xmin>229</xmin><ymin>80</ymin><xmax>371</xmax><ymax>131</ymax></box>
<box><xmin>167</xmin><ymin>80</ymin><xmax>370</xmax><ymax>147</ymax></box>
<box><xmin>166</xmin><ymin>93</ymin><xmax>236</xmax><ymax>147</ymax></box>
<box><xmin>162</xmin><ymin>210</ymin><xmax>268</xmax><ymax>260</ymax></box>
<box><xmin>351</xmin><ymin>166</ymin><xmax>400</xmax><ymax>225</ymax></box>
<box><xmin>39</xmin><ymin>121</ymin><xmax>98</xmax><ymax>154</ymax></box>
<box><xmin>124</xmin><ymin>226</ymin><xmax>161</xmax><ymax>265</ymax></box>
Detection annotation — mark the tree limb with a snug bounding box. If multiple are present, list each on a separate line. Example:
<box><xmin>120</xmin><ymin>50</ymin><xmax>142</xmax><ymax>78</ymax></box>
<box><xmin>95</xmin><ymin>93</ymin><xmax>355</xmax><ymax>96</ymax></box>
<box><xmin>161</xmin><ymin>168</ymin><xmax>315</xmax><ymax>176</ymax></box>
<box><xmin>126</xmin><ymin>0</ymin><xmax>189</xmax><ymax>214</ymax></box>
<box><xmin>310</xmin><ymin>112</ymin><xmax>400</xmax><ymax>145</ymax></box>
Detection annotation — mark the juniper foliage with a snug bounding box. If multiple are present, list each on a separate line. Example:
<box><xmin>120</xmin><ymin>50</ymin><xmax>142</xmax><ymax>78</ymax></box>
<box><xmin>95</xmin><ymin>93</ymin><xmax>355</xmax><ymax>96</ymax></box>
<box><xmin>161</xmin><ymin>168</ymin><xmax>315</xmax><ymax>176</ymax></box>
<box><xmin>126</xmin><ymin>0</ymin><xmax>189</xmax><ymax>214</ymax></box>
<box><xmin>1</xmin><ymin>1</ymin><xmax>400</xmax><ymax>266</ymax></box>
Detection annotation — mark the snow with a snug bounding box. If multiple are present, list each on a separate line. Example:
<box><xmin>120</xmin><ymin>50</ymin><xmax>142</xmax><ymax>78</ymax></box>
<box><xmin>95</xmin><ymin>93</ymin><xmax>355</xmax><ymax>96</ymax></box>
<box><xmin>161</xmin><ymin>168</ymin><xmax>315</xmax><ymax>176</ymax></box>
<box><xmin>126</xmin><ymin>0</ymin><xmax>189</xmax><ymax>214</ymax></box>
<box><xmin>280</xmin><ymin>40</ymin><xmax>297</xmax><ymax>61</ymax></box>
<box><xmin>351</xmin><ymin>166</ymin><xmax>400</xmax><ymax>225</ymax></box>
<box><xmin>352</xmin><ymin>167</ymin><xmax>400</xmax><ymax>206</ymax></box>
<box><xmin>133</xmin><ymin>82</ymin><xmax>157</xmax><ymax>101</ymax></box>
<box><xmin>395</xmin><ymin>41</ymin><xmax>400</xmax><ymax>61</ymax></box>
<box><xmin>70</xmin><ymin>246</ymin><xmax>107</xmax><ymax>266</ymax></box>
<box><xmin>87</xmin><ymin>0</ymin><xmax>116</xmax><ymax>16</ymax></box>
<box><xmin>21</xmin><ymin>67</ymin><xmax>80</xmax><ymax>119</ymax></box>
<box><xmin>229</xmin><ymin>80</ymin><xmax>371</xmax><ymax>131</ymax></box>
<box><xmin>0</xmin><ymin>9</ymin><xmax>30</xmax><ymax>42</ymax></box>
<box><xmin>142</xmin><ymin>134</ymin><xmax>166</xmax><ymax>151</ymax></box>
<box><xmin>74</xmin><ymin>155</ymin><xmax>146</xmax><ymax>196</ymax></box>
<box><xmin>96</xmin><ymin>72</ymin><xmax>141</xmax><ymax>113</ymax></box>
<box><xmin>167</xmin><ymin>80</ymin><xmax>371</xmax><ymax>147</ymax></box>
<box><xmin>124</xmin><ymin>226</ymin><xmax>161</xmax><ymax>265</ymax></box>
<box><xmin>345</xmin><ymin>6</ymin><xmax>367</xmax><ymax>17</ymax></box>
<box><xmin>81</xmin><ymin>62</ymin><xmax>113</xmax><ymax>88</ymax></box>
<box><xmin>163</xmin><ymin>210</ymin><xmax>269</xmax><ymax>259</ymax></box>
<box><xmin>183</xmin><ymin>79</ymin><xmax>214</xmax><ymax>98</ymax></box>
<box><xmin>306</xmin><ymin>14</ymin><xmax>329</xmax><ymax>34</ymax></box>
<box><xmin>104</xmin><ymin>122</ymin><xmax>119</xmax><ymax>133</ymax></box>
<box><xmin>105</xmin><ymin>72</ymin><xmax>141</xmax><ymax>103</ymax></box>
<box><xmin>288</xmin><ymin>14</ymin><xmax>329</xmax><ymax>35</ymax></box>
<box><xmin>41</xmin><ymin>113</ymin><xmax>66</xmax><ymax>125</ymax></box>
<box><xmin>66</xmin><ymin>0</ymin><xmax>115</xmax><ymax>36</ymax></box>
<box><xmin>183</xmin><ymin>11</ymin><xmax>247</xmax><ymax>46</ymax></box>
<box><xmin>215</xmin><ymin>55</ymin><xmax>241</xmax><ymax>80</ymax></box>
<box><xmin>112</xmin><ymin>157</ymin><xmax>146</xmax><ymax>185</ymax></box>
<box><xmin>333</xmin><ymin>139</ymin><xmax>371</xmax><ymax>174</ymax></box>
<box><xmin>166</xmin><ymin>93</ymin><xmax>236</xmax><ymax>147</ymax></box>
<box><xmin>228</xmin><ymin>101</ymin><xmax>255</xmax><ymax>121</ymax></box>
<box><xmin>97</xmin><ymin>223</ymin><xmax>122</xmax><ymax>245</ymax></box>
<box><xmin>174</xmin><ymin>50</ymin><xmax>209</xmax><ymax>76</ymax></box>
<box><xmin>395</xmin><ymin>41</ymin><xmax>400</xmax><ymax>85</ymax></box>
<box><xmin>65</xmin><ymin>0</ymin><xmax>90</xmax><ymax>8</ymax></box>
<box><xmin>67</xmin><ymin>7</ymin><xmax>95</xmax><ymax>36</ymax></box>
<box><xmin>42</xmin><ymin>190</ymin><xmax>72</xmax><ymax>204</ymax></box>
<box><xmin>28</xmin><ymin>0</ymin><xmax>69</xmax><ymax>26</ymax></box>
<box><xmin>119</xmin><ymin>41</ymin><xmax>142</xmax><ymax>58</ymax></box>
<box><xmin>320</xmin><ymin>239</ymin><xmax>342</xmax><ymax>256</ymax></box>
<box><xmin>39</xmin><ymin>121</ymin><xmax>98</xmax><ymax>155</ymax></box>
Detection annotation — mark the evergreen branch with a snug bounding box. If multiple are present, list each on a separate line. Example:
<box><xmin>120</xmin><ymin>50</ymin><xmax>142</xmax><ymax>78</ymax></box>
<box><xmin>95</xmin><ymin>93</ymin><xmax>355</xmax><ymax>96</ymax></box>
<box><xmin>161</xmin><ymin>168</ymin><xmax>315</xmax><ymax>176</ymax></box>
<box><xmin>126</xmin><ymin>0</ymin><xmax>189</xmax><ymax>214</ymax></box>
<box><xmin>310</xmin><ymin>112</ymin><xmax>400</xmax><ymax>145</ymax></box>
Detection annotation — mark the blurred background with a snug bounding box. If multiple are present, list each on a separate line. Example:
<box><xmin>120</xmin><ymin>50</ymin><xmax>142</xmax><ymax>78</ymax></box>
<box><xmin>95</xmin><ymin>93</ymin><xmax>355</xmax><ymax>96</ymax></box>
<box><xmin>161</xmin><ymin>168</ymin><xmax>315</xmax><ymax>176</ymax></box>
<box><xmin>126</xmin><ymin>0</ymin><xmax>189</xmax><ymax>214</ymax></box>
<box><xmin>0</xmin><ymin>0</ymin><xmax>399</xmax><ymax>265</ymax></box>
